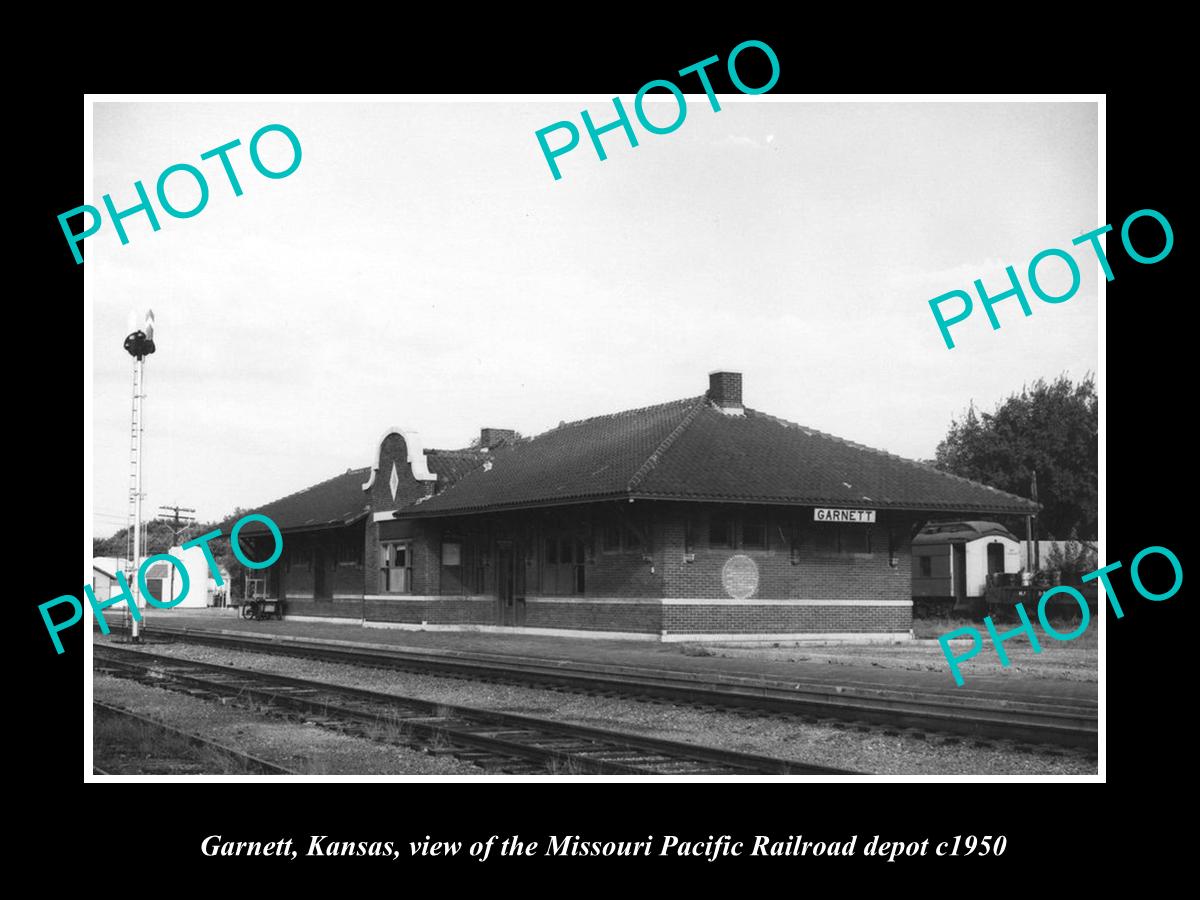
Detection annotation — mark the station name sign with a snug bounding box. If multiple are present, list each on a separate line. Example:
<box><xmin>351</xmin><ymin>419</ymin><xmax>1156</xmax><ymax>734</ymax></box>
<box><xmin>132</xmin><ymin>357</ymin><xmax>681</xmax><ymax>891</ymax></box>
<box><xmin>814</xmin><ymin>508</ymin><xmax>876</xmax><ymax>523</ymax></box>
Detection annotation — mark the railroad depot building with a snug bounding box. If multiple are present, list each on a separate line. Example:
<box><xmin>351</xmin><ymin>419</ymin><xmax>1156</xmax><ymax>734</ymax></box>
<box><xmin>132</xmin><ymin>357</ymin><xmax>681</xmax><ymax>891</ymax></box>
<box><xmin>238</xmin><ymin>372</ymin><xmax>1037</xmax><ymax>641</ymax></box>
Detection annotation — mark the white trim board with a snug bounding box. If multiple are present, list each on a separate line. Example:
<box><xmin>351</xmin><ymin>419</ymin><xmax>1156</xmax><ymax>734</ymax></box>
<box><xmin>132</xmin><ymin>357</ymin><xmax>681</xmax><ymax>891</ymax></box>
<box><xmin>660</xmin><ymin>598</ymin><xmax>912</xmax><ymax>607</ymax></box>
<box><xmin>357</xmin><ymin>621</ymin><xmax>912</xmax><ymax>644</ymax></box>
<box><xmin>361</xmin><ymin>594</ymin><xmax>492</xmax><ymax>602</ymax></box>
<box><xmin>525</xmin><ymin>597</ymin><xmax>662</xmax><ymax>606</ymax></box>
<box><xmin>355</xmin><ymin>596</ymin><xmax>911</xmax><ymax>606</ymax></box>
<box><xmin>284</xmin><ymin>615</ymin><xmax>364</xmax><ymax>626</ymax></box>
<box><xmin>661</xmin><ymin>631</ymin><xmax>914</xmax><ymax>643</ymax></box>
<box><xmin>362</xmin><ymin>621</ymin><xmax>659</xmax><ymax>641</ymax></box>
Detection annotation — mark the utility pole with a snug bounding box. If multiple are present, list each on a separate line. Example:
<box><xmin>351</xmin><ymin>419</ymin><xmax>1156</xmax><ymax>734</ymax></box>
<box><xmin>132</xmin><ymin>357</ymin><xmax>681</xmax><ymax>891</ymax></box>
<box><xmin>159</xmin><ymin>504</ymin><xmax>196</xmax><ymax>606</ymax></box>
<box><xmin>1031</xmin><ymin>469</ymin><xmax>1040</xmax><ymax>574</ymax></box>
<box><xmin>124</xmin><ymin>310</ymin><xmax>156</xmax><ymax>642</ymax></box>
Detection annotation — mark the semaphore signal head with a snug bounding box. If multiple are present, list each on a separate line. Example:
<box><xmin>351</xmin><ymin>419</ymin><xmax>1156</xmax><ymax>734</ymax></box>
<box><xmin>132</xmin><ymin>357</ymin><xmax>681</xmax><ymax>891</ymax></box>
<box><xmin>123</xmin><ymin>309</ymin><xmax>156</xmax><ymax>360</ymax></box>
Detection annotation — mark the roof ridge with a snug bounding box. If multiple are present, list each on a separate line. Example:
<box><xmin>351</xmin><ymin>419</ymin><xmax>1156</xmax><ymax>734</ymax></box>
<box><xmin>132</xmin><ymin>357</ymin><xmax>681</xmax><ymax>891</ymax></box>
<box><xmin>426</xmin><ymin>447</ymin><xmax>486</xmax><ymax>457</ymax></box>
<box><xmin>627</xmin><ymin>396</ymin><xmax>710</xmax><ymax>492</ymax></box>
<box><xmin>536</xmin><ymin>395</ymin><xmax>703</xmax><ymax>439</ymax></box>
<box><xmin>746</xmin><ymin>407</ymin><xmax>1037</xmax><ymax>508</ymax></box>
<box><xmin>251</xmin><ymin>465</ymin><xmax>371</xmax><ymax>511</ymax></box>
<box><xmin>414</xmin><ymin>395</ymin><xmax>706</xmax><ymax>509</ymax></box>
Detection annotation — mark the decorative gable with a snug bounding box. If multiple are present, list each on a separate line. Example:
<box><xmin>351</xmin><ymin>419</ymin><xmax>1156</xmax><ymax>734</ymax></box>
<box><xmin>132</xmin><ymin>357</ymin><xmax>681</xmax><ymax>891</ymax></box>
<box><xmin>362</xmin><ymin>427</ymin><xmax>437</xmax><ymax>511</ymax></box>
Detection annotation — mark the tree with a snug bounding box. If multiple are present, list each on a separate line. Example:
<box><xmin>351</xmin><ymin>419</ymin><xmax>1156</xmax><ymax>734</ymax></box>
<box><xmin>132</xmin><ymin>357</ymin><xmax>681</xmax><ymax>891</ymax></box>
<box><xmin>93</xmin><ymin>519</ymin><xmax>178</xmax><ymax>559</ymax></box>
<box><xmin>934</xmin><ymin>373</ymin><xmax>1097</xmax><ymax>539</ymax></box>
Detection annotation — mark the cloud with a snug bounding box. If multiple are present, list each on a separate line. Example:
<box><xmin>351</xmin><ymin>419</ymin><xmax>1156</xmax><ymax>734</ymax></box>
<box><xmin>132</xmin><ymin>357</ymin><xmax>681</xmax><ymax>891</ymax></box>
<box><xmin>716</xmin><ymin>134</ymin><xmax>764</xmax><ymax>150</ymax></box>
<box><xmin>885</xmin><ymin>257</ymin><xmax>1012</xmax><ymax>293</ymax></box>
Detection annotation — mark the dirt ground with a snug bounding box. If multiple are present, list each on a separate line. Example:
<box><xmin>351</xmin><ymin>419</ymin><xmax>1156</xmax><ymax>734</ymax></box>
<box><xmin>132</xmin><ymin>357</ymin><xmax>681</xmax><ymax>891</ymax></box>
<box><xmin>93</xmin><ymin>675</ymin><xmax>482</xmax><ymax>776</ymax></box>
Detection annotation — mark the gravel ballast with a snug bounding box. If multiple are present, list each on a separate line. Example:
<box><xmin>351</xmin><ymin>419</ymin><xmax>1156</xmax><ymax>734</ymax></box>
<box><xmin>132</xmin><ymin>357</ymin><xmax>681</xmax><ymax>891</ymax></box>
<box><xmin>96</xmin><ymin>639</ymin><xmax>1096</xmax><ymax>775</ymax></box>
<box><xmin>93</xmin><ymin>674</ymin><xmax>483</xmax><ymax>776</ymax></box>
<box><xmin>700</xmin><ymin>640</ymin><xmax>1097</xmax><ymax>684</ymax></box>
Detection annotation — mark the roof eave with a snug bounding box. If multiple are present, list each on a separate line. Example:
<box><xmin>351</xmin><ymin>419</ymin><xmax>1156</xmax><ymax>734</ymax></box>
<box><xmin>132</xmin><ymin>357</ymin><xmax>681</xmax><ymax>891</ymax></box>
<box><xmin>239</xmin><ymin>509</ymin><xmax>369</xmax><ymax>535</ymax></box>
<box><xmin>629</xmin><ymin>493</ymin><xmax>1037</xmax><ymax>514</ymax></box>
<box><xmin>392</xmin><ymin>492</ymin><xmax>1037</xmax><ymax>519</ymax></box>
<box><xmin>392</xmin><ymin>492</ymin><xmax>634</xmax><ymax>519</ymax></box>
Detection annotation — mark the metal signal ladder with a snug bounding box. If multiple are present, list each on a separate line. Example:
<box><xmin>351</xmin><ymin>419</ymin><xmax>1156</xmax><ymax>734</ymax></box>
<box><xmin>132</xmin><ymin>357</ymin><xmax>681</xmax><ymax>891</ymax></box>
<box><xmin>124</xmin><ymin>358</ymin><xmax>146</xmax><ymax>631</ymax></box>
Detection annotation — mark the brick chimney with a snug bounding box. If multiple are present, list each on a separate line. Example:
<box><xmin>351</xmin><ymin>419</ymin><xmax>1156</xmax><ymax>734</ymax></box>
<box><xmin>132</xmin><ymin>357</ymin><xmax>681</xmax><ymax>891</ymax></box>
<box><xmin>707</xmin><ymin>371</ymin><xmax>743</xmax><ymax>412</ymax></box>
<box><xmin>480</xmin><ymin>427</ymin><xmax>516</xmax><ymax>449</ymax></box>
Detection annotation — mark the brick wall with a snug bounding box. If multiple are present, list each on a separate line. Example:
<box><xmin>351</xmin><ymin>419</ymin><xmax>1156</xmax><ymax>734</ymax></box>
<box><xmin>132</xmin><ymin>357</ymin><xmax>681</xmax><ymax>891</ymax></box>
<box><xmin>284</xmin><ymin>599</ymin><xmax>362</xmax><ymax>619</ymax></box>
<box><xmin>411</xmin><ymin>523</ymin><xmax>441</xmax><ymax>595</ymax></box>
<box><xmin>332</xmin><ymin>561</ymin><xmax>365</xmax><ymax>596</ymax></box>
<box><xmin>658</xmin><ymin>503</ymin><xmax>914</xmax><ymax>603</ymax></box>
<box><xmin>656</xmin><ymin>503</ymin><xmax>914</xmax><ymax>634</ymax></box>
<box><xmin>364</xmin><ymin>597</ymin><xmax>493</xmax><ymax>625</ymax></box>
<box><xmin>277</xmin><ymin>525</ymin><xmax>365</xmax><ymax>601</ymax></box>
<box><xmin>525</xmin><ymin>601</ymin><xmax>662</xmax><ymax>632</ymax></box>
<box><xmin>282</xmin><ymin>553</ymin><xmax>313</xmax><ymax>598</ymax></box>
<box><xmin>587</xmin><ymin>546</ymin><xmax>663</xmax><ymax>597</ymax></box>
<box><xmin>364</xmin><ymin>518</ymin><xmax>441</xmax><ymax>595</ymax></box>
<box><xmin>661</xmin><ymin>603</ymin><xmax>909</xmax><ymax>634</ymax></box>
<box><xmin>372</xmin><ymin>503</ymin><xmax>916</xmax><ymax>636</ymax></box>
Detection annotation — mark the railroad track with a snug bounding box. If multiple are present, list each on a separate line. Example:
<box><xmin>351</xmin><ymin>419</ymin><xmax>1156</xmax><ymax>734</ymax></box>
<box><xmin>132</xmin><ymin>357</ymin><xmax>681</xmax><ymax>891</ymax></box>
<box><xmin>93</xmin><ymin>699</ymin><xmax>298</xmax><ymax>775</ymax></box>
<box><xmin>101</xmin><ymin>621</ymin><xmax>1098</xmax><ymax>751</ymax></box>
<box><xmin>94</xmin><ymin>645</ymin><xmax>853</xmax><ymax>775</ymax></box>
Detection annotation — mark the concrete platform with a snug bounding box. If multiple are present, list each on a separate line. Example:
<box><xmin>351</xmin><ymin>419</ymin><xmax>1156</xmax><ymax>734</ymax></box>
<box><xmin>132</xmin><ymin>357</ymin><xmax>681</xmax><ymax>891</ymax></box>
<box><xmin>103</xmin><ymin>608</ymin><xmax>1098</xmax><ymax>709</ymax></box>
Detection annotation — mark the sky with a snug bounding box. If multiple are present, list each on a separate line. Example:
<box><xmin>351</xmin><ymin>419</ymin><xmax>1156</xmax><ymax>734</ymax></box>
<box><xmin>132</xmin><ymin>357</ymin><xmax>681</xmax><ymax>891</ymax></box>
<box><xmin>89</xmin><ymin>99</ymin><xmax>1098</xmax><ymax>537</ymax></box>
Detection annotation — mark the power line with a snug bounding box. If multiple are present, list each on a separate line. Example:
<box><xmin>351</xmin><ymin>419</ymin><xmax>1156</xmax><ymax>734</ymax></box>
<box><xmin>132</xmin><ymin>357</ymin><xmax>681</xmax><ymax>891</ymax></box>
<box><xmin>157</xmin><ymin>503</ymin><xmax>197</xmax><ymax>611</ymax></box>
<box><xmin>158</xmin><ymin>504</ymin><xmax>197</xmax><ymax>540</ymax></box>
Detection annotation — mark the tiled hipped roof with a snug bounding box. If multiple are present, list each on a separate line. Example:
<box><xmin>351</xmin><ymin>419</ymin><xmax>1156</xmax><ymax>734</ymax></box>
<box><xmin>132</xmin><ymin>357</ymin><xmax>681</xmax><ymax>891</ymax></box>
<box><xmin>239</xmin><ymin>450</ymin><xmax>487</xmax><ymax>534</ymax></box>
<box><xmin>237</xmin><ymin>467</ymin><xmax>372</xmax><ymax>534</ymax></box>
<box><xmin>403</xmin><ymin>397</ymin><xmax>1038</xmax><ymax>517</ymax></box>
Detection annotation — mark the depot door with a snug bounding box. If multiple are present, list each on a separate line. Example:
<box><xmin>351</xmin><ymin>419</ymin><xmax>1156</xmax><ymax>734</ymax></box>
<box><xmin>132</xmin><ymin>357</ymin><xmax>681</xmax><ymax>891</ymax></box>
<box><xmin>953</xmin><ymin>543</ymin><xmax>967</xmax><ymax>604</ymax></box>
<box><xmin>314</xmin><ymin>547</ymin><xmax>330</xmax><ymax>601</ymax></box>
<box><xmin>496</xmin><ymin>543</ymin><xmax>515</xmax><ymax>625</ymax></box>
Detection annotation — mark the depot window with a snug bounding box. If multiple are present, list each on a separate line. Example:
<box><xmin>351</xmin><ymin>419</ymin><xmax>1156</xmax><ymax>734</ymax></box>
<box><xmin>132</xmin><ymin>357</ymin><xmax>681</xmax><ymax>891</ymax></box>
<box><xmin>742</xmin><ymin>522</ymin><xmax>767</xmax><ymax>550</ymax></box>
<box><xmin>337</xmin><ymin>535</ymin><xmax>363</xmax><ymax>566</ymax></box>
<box><xmin>709</xmin><ymin>514</ymin><xmax>732</xmax><ymax>548</ymax></box>
<box><xmin>919</xmin><ymin>556</ymin><xmax>932</xmax><ymax>576</ymax></box>
<box><xmin>289</xmin><ymin>545</ymin><xmax>312</xmax><ymax>571</ymax></box>
<box><xmin>380</xmin><ymin>541</ymin><xmax>412</xmax><ymax>593</ymax></box>
<box><xmin>602</xmin><ymin>523</ymin><xmax>621</xmax><ymax>552</ymax></box>
<box><xmin>841</xmin><ymin>526</ymin><xmax>871</xmax><ymax>554</ymax></box>
<box><xmin>624</xmin><ymin>525</ymin><xmax>643</xmax><ymax>552</ymax></box>
<box><xmin>812</xmin><ymin>526</ymin><xmax>838</xmax><ymax>553</ymax></box>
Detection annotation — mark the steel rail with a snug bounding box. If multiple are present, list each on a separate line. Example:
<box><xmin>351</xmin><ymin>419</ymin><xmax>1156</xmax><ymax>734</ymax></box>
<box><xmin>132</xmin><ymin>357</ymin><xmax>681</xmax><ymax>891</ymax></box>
<box><xmin>100</xmin><ymin>621</ymin><xmax>1097</xmax><ymax>749</ymax></box>
<box><xmin>95</xmin><ymin>645</ymin><xmax>856</xmax><ymax>775</ymax></box>
<box><xmin>92</xmin><ymin>699</ymin><xmax>299</xmax><ymax>775</ymax></box>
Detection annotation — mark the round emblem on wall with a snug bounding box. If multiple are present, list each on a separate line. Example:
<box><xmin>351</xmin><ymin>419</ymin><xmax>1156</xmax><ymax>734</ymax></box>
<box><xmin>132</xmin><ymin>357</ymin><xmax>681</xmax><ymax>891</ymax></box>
<box><xmin>722</xmin><ymin>554</ymin><xmax>759</xmax><ymax>600</ymax></box>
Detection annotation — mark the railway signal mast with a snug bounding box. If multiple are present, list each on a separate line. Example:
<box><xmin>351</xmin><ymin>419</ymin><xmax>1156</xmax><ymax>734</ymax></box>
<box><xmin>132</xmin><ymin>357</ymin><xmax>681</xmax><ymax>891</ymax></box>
<box><xmin>123</xmin><ymin>310</ymin><xmax>156</xmax><ymax>642</ymax></box>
